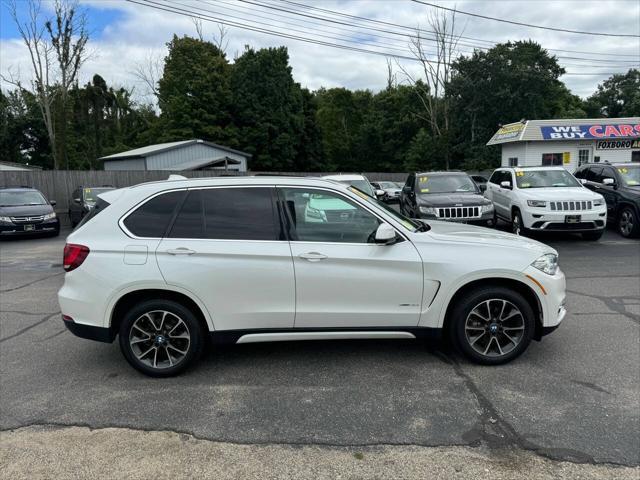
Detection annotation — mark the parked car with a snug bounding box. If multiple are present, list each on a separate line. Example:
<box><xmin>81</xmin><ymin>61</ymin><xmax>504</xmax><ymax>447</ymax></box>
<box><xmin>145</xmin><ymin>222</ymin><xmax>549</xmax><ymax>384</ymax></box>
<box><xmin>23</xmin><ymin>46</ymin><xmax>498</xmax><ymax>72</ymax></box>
<box><xmin>322</xmin><ymin>174</ymin><xmax>383</xmax><ymax>199</ymax></box>
<box><xmin>0</xmin><ymin>187</ymin><xmax>59</xmax><ymax>237</ymax></box>
<box><xmin>59</xmin><ymin>176</ymin><xmax>565</xmax><ymax>376</ymax></box>
<box><xmin>372</xmin><ymin>181</ymin><xmax>402</xmax><ymax>203</ymax></box>
<box><xmin>574</xmin><ymin>162</ymin><xmax>640</xmax><ymax>238</ymax></box>
<box><xmin>485</xmin><ymin>166</ymin><xmax>606</xmax><ymax>240</ymax></box>
<box><xmin>69</xmin><ymin>186</ymin><xmax>115</xmax><ymax>227</ymax></box>
<box><xmin>399</xmin><ymin>171</ymin><xmax>495</xmax><ymax>227</ymax></box>
<box><xmin>471</xmin><ymin>175</ymin><xmax>489</xmax><ymax>193</ymax></box>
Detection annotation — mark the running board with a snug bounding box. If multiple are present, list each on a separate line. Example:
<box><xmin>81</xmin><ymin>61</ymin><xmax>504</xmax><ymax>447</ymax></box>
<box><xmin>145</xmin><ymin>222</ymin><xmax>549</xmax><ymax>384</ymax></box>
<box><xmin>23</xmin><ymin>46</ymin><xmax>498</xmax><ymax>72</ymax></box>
<box><xmin>235</xmin><ymin>331</ymin><xmax>416</xmax><ymax>344</ymax></box>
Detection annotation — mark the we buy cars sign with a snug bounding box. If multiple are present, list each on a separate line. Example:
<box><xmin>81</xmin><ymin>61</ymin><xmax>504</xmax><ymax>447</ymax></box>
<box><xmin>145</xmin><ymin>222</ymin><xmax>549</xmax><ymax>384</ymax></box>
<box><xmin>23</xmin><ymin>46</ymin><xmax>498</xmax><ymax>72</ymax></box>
<box><xmin>540</xmin><ymin>123</ymin><xmax>640</xmax><ymax>140</ymax></box>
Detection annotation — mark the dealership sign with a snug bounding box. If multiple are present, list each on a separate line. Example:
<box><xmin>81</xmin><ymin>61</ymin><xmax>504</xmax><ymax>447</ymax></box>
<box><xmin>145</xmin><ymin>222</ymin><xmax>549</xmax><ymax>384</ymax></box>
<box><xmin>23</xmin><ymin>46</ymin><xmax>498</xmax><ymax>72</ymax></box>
<box><xmin>540</xmin><ymin>124</ymin><xmax>640</xmax><ymax>140</ymax></box>
<box><xmin>494</xmin><ymin>123</ymin><xmax>525</xmax><ymax>141</ymax></box>
<box><xmin>596</xmin><ymin>139</ymin><xmax>640</xmax><ymax>150</ymax></box>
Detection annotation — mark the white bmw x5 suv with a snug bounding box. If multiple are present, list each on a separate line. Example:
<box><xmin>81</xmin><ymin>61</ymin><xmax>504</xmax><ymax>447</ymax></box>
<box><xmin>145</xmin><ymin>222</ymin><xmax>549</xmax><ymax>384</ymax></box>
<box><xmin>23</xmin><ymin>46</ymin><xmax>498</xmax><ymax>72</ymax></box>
<box><xmin>58</xmin><ymin>176</ymin><xmax>566</xmax><ymax>376</ymax></box>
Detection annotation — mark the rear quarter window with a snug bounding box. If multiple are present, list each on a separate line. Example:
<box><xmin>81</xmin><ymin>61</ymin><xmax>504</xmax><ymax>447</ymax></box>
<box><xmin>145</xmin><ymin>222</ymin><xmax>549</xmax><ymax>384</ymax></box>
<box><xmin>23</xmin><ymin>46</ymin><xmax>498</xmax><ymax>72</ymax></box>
<box><xmin>123</xmin><ymin>190</ymin><xmax>186</xmax><ymax>238</ymax></box>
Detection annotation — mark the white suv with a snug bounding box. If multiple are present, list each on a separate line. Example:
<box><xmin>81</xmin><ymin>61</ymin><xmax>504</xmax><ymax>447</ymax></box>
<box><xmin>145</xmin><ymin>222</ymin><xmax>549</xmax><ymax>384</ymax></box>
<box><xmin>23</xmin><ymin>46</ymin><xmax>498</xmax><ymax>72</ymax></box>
<box><xmin>59</xmin><ymin>176</ymin><xmax>566</xmax><ymax>376</ymax></box>
<box><xmin>485</xmin><ymin>167</ymin><xmax>607</xmax><ymax>240</ymax></box>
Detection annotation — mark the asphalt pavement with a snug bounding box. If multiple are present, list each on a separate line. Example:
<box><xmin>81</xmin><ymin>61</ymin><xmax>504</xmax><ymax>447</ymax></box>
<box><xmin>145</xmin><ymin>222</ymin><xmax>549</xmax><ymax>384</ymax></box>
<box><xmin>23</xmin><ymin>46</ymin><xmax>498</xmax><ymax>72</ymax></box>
<box><xmin>0</xmin><ymin>223</ymin><xmax>638</xmax><ymax>476</ymax></box>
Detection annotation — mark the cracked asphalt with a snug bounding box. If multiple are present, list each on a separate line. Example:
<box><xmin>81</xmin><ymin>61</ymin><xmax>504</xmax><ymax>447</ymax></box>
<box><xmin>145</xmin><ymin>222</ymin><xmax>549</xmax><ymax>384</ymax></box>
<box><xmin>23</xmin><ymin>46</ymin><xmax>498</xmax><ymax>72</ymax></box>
<box><xmin>0</xmin><ymin>225</ymin><xmax>638</xmax><ymax>476</ymax></box>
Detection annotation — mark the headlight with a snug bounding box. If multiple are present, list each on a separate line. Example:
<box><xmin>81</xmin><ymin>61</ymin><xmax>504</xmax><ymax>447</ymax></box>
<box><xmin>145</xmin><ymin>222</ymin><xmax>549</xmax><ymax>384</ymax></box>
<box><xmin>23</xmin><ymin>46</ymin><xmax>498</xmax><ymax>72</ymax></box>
<box><xmin>482</xmin><ymin>203</ymin><xmax>494</xmax><ymax>213</ymax></box>
<box><xmin>527</xmin><ymin>200</ymin><xmax>547</xmax><ymax>207</ymax></box>
<box><xmin>43</xmin><ymin>212</ymin><xmax>57</xmax><ymax>220</ymax></box>
<box><xmin>0</xmin><ymin>216</ymin><xmax>12</xmax><ymax>223</ymax></box>
<box><xmin>419</xmin><ymin>206</ymin><xmax>435</xmax><ymax>215</ymax></box>
<box><xmin>531</xmin><ymin>253</ymin><xmax>558</xmax><ymax>276</ymax></box>
<box><xmin>593</xmin><ymin>198</ymin><xmax>605</xmax><ymax>206</ymax></box>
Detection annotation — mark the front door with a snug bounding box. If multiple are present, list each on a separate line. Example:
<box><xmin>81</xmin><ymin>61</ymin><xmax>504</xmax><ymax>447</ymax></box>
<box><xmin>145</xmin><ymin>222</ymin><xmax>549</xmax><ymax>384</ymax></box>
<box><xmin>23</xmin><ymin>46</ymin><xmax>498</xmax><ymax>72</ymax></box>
<box><xmin>156</xmin><ymin>187</ymin><xmax>295</xmax><ymax>331</ymax></box>
<box><xmin>279</xmin><ymin>187</ymin><xmax>423</xmax><ymax>328</ymax></box>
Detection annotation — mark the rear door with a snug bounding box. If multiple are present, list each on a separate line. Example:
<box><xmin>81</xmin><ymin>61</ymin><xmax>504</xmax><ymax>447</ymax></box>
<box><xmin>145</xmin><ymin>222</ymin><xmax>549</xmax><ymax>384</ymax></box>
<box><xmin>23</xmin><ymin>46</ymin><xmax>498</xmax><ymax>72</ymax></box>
<box><xmin>156</xmin><ymin>187</ymin><xmax>295</xmax><ymax>331</ymax></box>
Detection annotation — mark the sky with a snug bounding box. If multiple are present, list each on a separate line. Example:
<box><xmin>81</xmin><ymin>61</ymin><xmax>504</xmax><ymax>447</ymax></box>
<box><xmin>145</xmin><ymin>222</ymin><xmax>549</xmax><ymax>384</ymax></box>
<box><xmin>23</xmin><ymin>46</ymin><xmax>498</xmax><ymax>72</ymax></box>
<box><xmin>1</xmin><ymin>0</ymin><xmax>639</xmax><ymax>105</ymax></box>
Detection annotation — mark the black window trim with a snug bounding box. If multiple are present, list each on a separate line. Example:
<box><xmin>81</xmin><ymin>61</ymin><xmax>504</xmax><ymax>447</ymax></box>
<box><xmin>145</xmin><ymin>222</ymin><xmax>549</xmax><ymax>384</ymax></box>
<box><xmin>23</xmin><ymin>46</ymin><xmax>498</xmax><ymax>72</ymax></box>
<box><xmin>164</xmin><ymin>185</ymin><xmax>283</xmax><ymax>243</ymax></box>
<box><xmin>275</xmin><ymin>185</ymin><xmax>408</xmax><ymax>245</ymax></box>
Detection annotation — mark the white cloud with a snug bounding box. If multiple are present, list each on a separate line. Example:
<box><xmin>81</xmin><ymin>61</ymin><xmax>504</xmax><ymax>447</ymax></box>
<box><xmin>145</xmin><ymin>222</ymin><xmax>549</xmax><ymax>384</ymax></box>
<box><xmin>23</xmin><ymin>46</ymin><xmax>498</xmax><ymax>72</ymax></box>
<box><xmin>1</xmin><ymin>0</ymin><xmax>638</xmax><ymax>103</ymax></box>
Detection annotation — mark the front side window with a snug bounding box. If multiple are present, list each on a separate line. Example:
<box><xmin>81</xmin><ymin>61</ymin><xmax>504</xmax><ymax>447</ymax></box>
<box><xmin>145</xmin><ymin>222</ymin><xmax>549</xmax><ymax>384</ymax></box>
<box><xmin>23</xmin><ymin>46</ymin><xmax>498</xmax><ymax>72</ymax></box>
<box><xmin>586</xmin><ymin>167</ymin><xmax>603</xmax><ymax>183</ymax></box>
<box><xmin>123</xmin><ymin>190</ymin><xmax>186</xmax><ymax>238</ymax></box>
<box><xmin>416</xmin><ymin>174</ymin><xmax>477</xmax><ymax>194</ymax></box>
<box><xmin>515</xmin><ymin>169</ymin><xmax>581</xmax><ymax>189</ymax></box>
<box><xmin>280</xmin><ymin>188</ymin><xmax>381</xmax><ymax>243</ymax></box>
<box><xmin>489</xmin><ymin>171</ymin><xmax>502</xmax><ymax>185</ymax></box>
<box><xmin>0</xmin><ymin>190</ymin><xmax>47</xmax><ymax>206</ymax></box>
<box><xmin>169</xmin><ymin>187</ymin><xmax>278</xmax><ymax>241</ymax></box>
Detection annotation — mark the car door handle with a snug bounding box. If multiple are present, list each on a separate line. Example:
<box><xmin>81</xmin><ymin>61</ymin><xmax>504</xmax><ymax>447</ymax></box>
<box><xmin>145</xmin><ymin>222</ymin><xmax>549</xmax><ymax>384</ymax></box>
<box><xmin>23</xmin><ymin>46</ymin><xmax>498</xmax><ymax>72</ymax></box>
<box><xmin>166</xmin><ymin>248</ymin><xmax>196</xmax><ymax>256</ymax></box>
<box><xmin>299</xmin><ymin>252</ymin><xmax>328</xmax><ymax>261</ymax></box>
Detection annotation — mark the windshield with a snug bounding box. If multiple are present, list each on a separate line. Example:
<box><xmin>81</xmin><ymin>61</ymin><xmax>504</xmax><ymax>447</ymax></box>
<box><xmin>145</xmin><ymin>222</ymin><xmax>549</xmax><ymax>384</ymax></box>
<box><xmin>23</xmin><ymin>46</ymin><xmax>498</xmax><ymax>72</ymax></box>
<box><xmin>347</xmin><ymin>186</ymin><xmax>424</xmax><ymax>232</ymax></box>
<box><xmin>378</xmin><ymin>181</ymin><xmax>397</xmax><ymax>189</ymax></box>
<box><xmin>337</xmin><ymin>179</ymin><xmax>374</xmax><ymax>197</ymax></box>
<box><xmin>416</xmin><ymin>174</ymin><xmax>477</xmax><ymax>194</ymax></box>
<box><xmin>0</xmin><ymin>190</ymin><xmax>47</xmax><ymax>206</ymax></box>
<box><xmin>616</xmin><ymin>166</ymin><xmax>640</xmax><ymax>187</ymax></box>
<box><xmin>515</xmin><ymin>169</ymin><xmax>581</xmax><ymax>189</ymax></box>
<box><xmin>83</xmin><ymin>187</ymin><xmax>113</xmax><ymax>205</ymax></box>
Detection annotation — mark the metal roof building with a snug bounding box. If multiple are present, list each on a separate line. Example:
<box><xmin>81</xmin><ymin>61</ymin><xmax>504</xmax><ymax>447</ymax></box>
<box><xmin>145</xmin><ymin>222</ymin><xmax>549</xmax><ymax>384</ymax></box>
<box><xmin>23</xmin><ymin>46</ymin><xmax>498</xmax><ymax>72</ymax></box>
<box><xmin>100</xmin><ymin>139</ymin><xmax>251</xmax><ymax>172</ymax></box>
<box><xmin>487</xmin><ymin>118</ymin><xmax>640</xmax><ymax>171</ymax></box>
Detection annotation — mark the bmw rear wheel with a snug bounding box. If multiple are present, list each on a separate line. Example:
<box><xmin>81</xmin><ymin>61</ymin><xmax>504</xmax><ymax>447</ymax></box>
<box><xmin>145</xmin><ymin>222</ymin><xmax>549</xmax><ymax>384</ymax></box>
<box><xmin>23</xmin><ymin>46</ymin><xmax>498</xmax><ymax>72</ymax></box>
<box><xmin>119</xmin><ymin>300</ymin><xmax>204</xmax><ymax>377</ymax></box>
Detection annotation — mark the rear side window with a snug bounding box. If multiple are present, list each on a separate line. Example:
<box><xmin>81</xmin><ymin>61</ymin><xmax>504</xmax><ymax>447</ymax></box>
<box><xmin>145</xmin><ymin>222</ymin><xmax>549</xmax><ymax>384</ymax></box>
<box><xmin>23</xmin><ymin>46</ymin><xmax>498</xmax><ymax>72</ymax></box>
<box><xmin>169</xmin><ymin>187</ymin><xmax>278</xmax><ymax>241</ymax></box>
<box><xmin>123</xmin><ymin>190</ymin><xmax>186</xmax><ymax>238</ymax></box>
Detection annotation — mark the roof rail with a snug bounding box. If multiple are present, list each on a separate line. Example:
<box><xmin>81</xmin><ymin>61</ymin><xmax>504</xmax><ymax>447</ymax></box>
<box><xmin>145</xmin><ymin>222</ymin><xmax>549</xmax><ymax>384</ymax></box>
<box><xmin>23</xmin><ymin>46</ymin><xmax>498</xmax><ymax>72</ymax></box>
<box><xmin>167</xmin><ymin>174</ymin><xmax>188</xmax><ymax>181</ymax></box>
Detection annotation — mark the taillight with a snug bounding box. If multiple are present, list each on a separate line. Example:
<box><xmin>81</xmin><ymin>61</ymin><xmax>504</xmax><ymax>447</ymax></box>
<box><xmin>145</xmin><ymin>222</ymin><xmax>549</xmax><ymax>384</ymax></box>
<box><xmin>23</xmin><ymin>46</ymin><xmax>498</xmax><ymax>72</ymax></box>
<box><xmin>63</xmin><ymin>243</ymin><xmax>90</xmax><ymax>272</ymax></box>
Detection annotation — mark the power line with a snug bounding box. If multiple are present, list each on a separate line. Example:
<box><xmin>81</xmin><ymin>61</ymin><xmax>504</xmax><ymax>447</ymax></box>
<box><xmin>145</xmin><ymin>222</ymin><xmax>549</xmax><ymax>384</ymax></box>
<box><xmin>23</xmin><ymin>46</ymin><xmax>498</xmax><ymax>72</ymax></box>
<box><xmin>412</xmin><ymin>0</ymin><xmax>640</xmax><ymax>38</ymax></box>
<box><xmin>126</xmin><ymin>0</ymin><xmax>634</xmax><ymax>76</ymax></box>
<box><xmin>276</xmin><ymin>0</ymin><xmax>640</xmax><ymax>58</ymax></box>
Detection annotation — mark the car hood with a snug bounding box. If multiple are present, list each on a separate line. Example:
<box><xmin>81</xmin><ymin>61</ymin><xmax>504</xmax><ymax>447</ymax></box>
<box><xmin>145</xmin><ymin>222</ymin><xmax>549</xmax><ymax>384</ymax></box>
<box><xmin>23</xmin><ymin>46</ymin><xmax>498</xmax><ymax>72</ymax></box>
<box><xmin>415</xmin><ymin>220</ymin><xmax>555</xmax><ymax>255</ymax></box>
<box><xmin>417</xmin><ymin>192</ymin><xmax>487</xmax><ymax>207</ymax></box>
<box><xmin>0</xmin><ymin>204</ymin><xmax>53</xmax><ymax>216</ymax></box>
<box><xmin>516</xmin><ymin>187</ymin><xmax>601</xmax><ymax>201</ymax></box>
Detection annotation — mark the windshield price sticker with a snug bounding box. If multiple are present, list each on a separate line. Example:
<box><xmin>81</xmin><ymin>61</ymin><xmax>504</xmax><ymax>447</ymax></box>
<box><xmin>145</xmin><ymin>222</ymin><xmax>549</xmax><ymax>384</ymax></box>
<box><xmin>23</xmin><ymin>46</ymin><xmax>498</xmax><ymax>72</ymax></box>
<box><xmin>516</xmin><ymin>171</ymin><xmax>525</xmax><ymax>177</ymax></box>
<box><xmin>421</xmin><ymin>188</ymin><xmax>430</xmax><ymax>193</ymax></box>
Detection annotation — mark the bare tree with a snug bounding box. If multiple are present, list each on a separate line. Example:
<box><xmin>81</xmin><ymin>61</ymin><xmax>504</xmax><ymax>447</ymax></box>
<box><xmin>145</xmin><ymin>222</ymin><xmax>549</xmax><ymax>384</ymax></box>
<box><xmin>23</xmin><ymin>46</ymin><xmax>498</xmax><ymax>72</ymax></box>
<box><xmin>398</xmin><ymin>9</ymin><xmax>463</xmax><ymax>170</ymax></box>
<box><xmin>3</xmin><ymin>0</ymin><xmax>88</xmax><ymax>169</ymax></box>
<box><xmin>192</xmin><ymin>17</ymin><xmax>205</xmax><ymax>41</ymax></box>
<box><xmin>132</xmin><ymin>52</ymin><xmax>163</xmax><ymax>101</ymax></box>
<box><xmin>212</xmin><ymin>23</ymin><xmax>229</xmax><ymax>55</ymax></box>
<box><xmin>47</xmin><ymin>0</ymin><xmax>89</xmax><ymax>169</ymax></box>
<box><xmin>386</xmin><ymin>58</ymin><xmax>396</xmax><ymax>90</ymax></box>
<box><xmin>3</xmin><ymin>0</ymin><xmax>57</xmax><ymax>167</ymax></box>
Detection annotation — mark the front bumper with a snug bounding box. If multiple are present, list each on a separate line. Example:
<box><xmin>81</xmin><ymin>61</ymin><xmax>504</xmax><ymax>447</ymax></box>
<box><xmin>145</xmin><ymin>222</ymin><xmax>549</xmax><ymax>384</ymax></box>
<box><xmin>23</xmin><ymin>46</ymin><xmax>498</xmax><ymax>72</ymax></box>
<box><xmin>0</xmin><ymin>218</ymin><xmax>60</xmax><ymax>235</ymax></box>
<box><xmin>523</xmin><ymin>265</ymin><xmax>566</xmax><ymax>329</ymax></box>
<box><xmin>522</xmin><ymin>207</ymin><xmax>606</xmax><ymax>232</ymax></box>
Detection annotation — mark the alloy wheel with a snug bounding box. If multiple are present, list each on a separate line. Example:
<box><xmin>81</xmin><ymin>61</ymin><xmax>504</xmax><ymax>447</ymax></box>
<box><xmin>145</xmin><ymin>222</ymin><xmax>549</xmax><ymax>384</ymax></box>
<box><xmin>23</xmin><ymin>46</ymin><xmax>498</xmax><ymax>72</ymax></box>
<box><xmin>128</xmin><ymin>310</ymin><xmax>191</xmax><ymax>369</ymax></box>
<box><xmin>464</xmin><ymin>299</ymin><xmax>525</xmax><ymax>358</ymax></box>
<box><xmin>619</xmin><ymin>210</ymin><xmax>634</xmax><ymax>237</ymax></box>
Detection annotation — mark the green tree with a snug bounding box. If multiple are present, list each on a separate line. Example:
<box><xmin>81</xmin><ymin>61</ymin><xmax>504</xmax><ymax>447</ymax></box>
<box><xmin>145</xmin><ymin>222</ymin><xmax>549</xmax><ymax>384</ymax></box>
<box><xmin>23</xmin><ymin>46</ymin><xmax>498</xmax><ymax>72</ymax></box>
<box><xmin>448</xmin><ymin>41</ymin><xmax>578</xmax><ymax>169</ymax></box>
<box><xmin>584</xmin><ymin>69</ymin><xmax>640</xmax><ymax>117</ymax></box>
<box><xmin>231</xmin><ymin>46</ymin><xmax>304</xmax><ymax>170</ymax></box>
<box><xmin>157</xmin><ymin>35</ymin><xmax>236</xmax><ymax>144</ymax></box>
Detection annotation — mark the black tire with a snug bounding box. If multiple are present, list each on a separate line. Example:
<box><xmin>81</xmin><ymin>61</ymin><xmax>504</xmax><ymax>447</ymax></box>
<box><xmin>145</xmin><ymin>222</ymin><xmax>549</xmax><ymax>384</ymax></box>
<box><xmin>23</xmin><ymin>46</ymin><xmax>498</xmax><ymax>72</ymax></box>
<box><xmin>449</xmin><ymin>286</ymin><xmax>535</xmax><ymax>365</ymax></box>
<box><xmin>582</xmin><ymin>230</ymin><xmax>604</xmax><ymax>241</ymax></box>
<box><xmin>618</xmin><ymin>206</ymin><xmax>640</xmax><ymax>238</ymax></box>
<box><xmin>511</xmin><ymin>209</ymin><xmax>529</xmax><ymax>237</ymax></box>
<box><xmin>118</xmin><ymin>299</ymin><xmax>204</xmax><ymax>377</ymax></box>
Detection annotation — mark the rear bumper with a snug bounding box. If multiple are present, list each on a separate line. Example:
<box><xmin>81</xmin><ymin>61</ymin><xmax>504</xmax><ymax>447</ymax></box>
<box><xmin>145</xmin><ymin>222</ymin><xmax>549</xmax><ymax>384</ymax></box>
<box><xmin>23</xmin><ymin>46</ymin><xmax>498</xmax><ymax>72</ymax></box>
<box><xmin>63</xmin><ymin>316</ymin><xmax>114</xmax><ymax>343</ymax></box>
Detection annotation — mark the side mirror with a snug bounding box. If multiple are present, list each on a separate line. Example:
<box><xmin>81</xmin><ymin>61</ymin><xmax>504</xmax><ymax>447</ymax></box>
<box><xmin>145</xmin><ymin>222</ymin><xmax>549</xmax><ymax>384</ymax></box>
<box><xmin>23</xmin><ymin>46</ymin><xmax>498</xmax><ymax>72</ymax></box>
<box><xmin>73</xmin><ymin>198</ymin><xmax>81</xmax><ymax>204</ymax></box>
<box><xmin>602</xmin><ymin>178</ymin><xmax>615</xmax><ymax>186</ymax></box>
<box><xmin>374</xmin><ymin>223</ymin><xmax>397</xmax><ymax>244</ymax></box>
<box><xmin>478</xmin><ymin>184</ymin><xmax>487</xmax><ymax>193</ymax></box>
<box><xmin>500</xmin><ymin>181</ymin><xmax>512</xmax><ymax>189</ymax></box>
<box><xmin>402</xmin><ymin>185</ymin><xmax>412</xmax><ymax>194</ymax></box>
<box><xmin>375</xmin><ymin>189</ymin><xmax>385</xmax><ymax>198</ymax></box>
<box><xmin>579</xmin><ymin>179</ymin><xmax>587</xmax><ymax>185</ymax></box>
<box><xmin>49</xmin><ymin>200</ymin><xmax>57</xmax><ymax>206</ymax></box>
